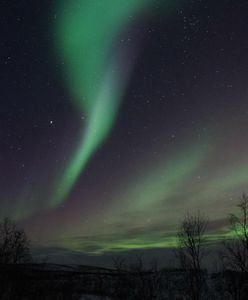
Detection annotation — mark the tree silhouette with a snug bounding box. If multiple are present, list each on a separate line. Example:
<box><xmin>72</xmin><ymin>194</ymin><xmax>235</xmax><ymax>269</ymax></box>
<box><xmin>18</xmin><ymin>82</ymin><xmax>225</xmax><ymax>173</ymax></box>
<box><xmin>217</xmin><ymin>194</ymin><xmax>248</xmax><ymax>299</ymax></box>
<box><xmin>0</xmin><ymin>217</ymin><xmax>31</xmax><ymax>264</ymax></box>
<box><xmin>222</xmin><ymin>193</ymin><xmax>248</xmax><ymax>273</ymax></box>
<box><xmin>175</xmin><ymin>211</ymin><xmax>208</xmax><ymax>300</ymax></box>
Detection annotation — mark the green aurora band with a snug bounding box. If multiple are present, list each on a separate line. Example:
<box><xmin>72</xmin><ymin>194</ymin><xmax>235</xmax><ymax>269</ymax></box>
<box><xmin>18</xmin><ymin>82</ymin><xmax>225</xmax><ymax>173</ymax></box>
<box><xmin>37</xmin><ymin>0</ymin><xmax>248</xmax><ymax>254</ymax></box>
<box><xmin>49</xmin><ymin>140</ymin><xmax>248</xmax><ymax>254</ymax></box>
<box><xmin>53</xmin><ymin>0</ymin><xmax>178</xmax><ymax>206</ymax></box>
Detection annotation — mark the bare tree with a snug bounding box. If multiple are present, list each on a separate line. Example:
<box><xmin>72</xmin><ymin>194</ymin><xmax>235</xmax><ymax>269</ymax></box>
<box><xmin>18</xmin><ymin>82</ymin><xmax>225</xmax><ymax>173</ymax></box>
<box><xmin>222</xmin><ymin>193</ymin><xmax>248</xmax><ymax>273</ymax></box>
<box><xmin>218</xmin><ymin>194</ymin><xmax>248</xmax><ymax>299</ymax></box>
<box><xmin>0</xmin><ymin>217</ymin><xmax>31</xmax><ymax>264</ymax></box>
<box><xmin>175</xmin><ymin>211</ymin><xmax>208</xmax><ymax>300</ymax></box>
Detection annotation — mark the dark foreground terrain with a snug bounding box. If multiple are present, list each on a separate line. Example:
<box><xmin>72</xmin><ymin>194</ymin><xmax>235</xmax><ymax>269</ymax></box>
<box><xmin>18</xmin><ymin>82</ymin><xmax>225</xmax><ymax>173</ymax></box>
<box><xmin>0</xmin><ymin>264</ymin><xmax>248</xmax><ymax>300</ymax></box>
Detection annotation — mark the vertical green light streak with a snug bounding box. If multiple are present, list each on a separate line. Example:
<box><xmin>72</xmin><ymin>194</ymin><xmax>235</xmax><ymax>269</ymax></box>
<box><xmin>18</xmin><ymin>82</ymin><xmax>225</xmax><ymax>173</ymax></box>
<box><xmin>53</xmin><ymin>0</ymin><xmax>177</xmax><ymax>205</ymax></box>
<box><xmin>55</xmin><ymin>60</ymin><xmax>131</xmax><ymax>202</ymax></box>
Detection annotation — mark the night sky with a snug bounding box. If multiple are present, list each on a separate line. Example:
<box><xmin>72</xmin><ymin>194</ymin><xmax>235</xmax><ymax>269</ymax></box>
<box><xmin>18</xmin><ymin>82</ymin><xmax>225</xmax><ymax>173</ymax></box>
<box><xmin>1</xmin><ymin>0</ymin><xmax>248</xmax><ymax>262</ymax></box>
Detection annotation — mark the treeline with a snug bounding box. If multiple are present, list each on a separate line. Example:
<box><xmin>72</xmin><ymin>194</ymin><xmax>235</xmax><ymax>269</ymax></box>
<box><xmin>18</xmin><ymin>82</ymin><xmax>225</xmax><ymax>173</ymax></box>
<box><xmin>173</xmin><ymin>193</ymin><xmax>248</xmax><ymax>299</ymax></box>
<box><xmin>0</xmin><ymin>194</ymin><xmax>248</xmax><ymax>299</ymax></box>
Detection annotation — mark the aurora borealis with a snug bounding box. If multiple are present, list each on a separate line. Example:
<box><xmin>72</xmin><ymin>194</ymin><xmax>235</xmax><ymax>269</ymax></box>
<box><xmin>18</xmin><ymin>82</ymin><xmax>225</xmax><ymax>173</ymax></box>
<box><xmin>1</xmin><ymin>0</ymin><xmax>248</xmax><ymax>262</ymax></box>
<box><xmin>52</xmin><ymin>0</ymin><xmax>168</xmax><ymax>205</ymax></box>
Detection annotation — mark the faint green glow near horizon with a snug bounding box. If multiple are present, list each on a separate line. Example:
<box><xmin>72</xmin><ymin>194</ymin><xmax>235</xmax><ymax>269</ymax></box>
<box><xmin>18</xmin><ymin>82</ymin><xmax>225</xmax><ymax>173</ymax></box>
<box><xmin>52</xmin><ymin>231</ymin><xmax>232</xmax><ymax>255</ymax></box>
<box><xmin>49</xmin><ymin>146</ymin><xmax>248</xmax><ymax>255</ymax></box>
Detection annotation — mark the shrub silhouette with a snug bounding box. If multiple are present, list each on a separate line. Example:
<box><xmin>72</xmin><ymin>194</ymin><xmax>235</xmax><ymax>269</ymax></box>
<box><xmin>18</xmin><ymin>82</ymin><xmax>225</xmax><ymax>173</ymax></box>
<box><xmin>0</xmin><ymin>217</ymin><xmax>31</xmax><ymax>264</ymax></box>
